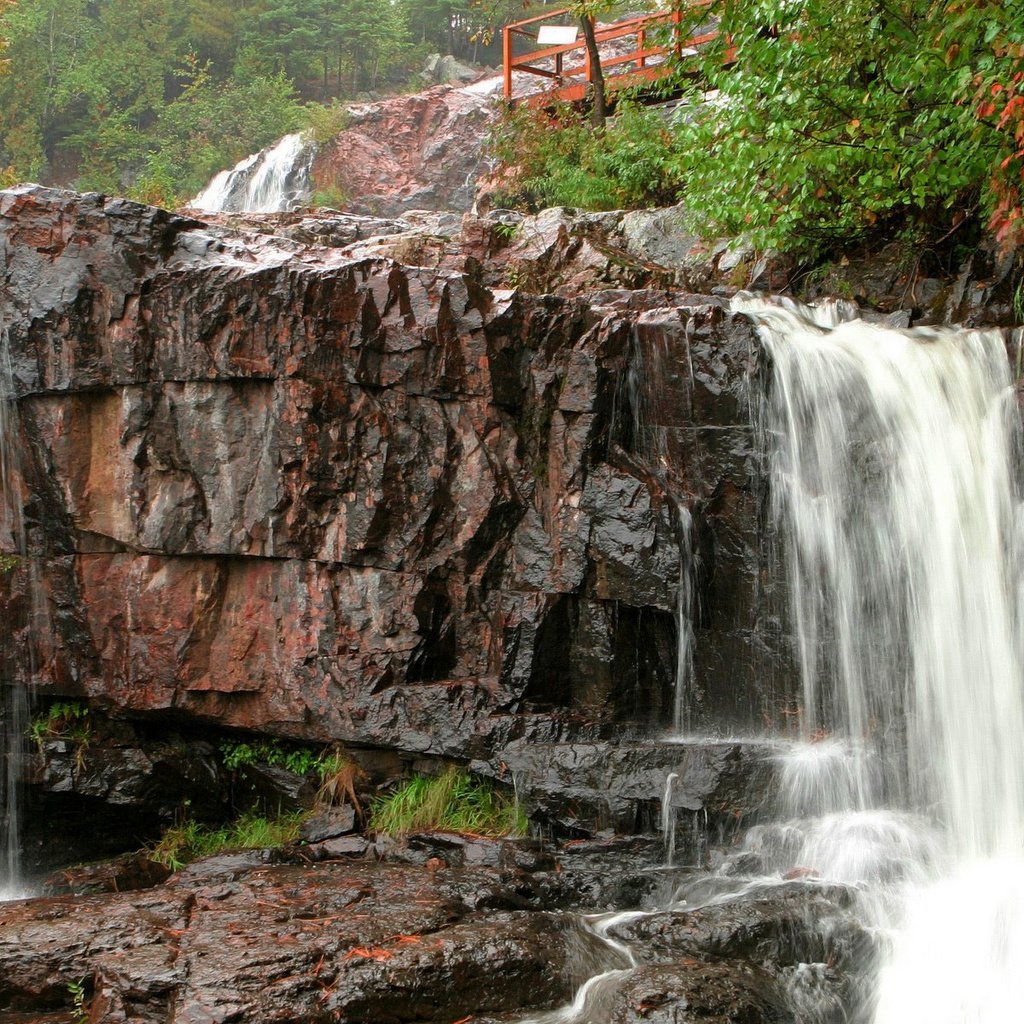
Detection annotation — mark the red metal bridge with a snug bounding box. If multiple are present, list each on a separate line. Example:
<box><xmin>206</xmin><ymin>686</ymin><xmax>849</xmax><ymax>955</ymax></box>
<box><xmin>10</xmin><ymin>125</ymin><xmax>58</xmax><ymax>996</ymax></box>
<box><xmin>502</xmin><ymin>3</ymin><xmax>721</xmax><ymax>106</ymax></box>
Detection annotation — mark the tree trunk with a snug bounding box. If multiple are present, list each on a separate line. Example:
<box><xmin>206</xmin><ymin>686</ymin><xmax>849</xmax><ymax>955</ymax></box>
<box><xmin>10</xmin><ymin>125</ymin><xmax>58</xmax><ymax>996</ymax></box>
<box><xmin>580</xmin><ymin>15</ymin><xmax>606</xmax><ymax>129</ymax></box>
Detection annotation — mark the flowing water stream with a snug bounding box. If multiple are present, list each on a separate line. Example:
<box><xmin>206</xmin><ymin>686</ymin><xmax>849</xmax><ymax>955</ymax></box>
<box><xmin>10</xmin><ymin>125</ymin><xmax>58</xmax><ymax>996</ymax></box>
<box><xmin>192</xmin><ymin>132</ymin><xmax>315</xmax><ymax>214</ymax></box>
<box><xmin>735</xmin><ymin>294</ymin><xmax>1024</xmax><ymax>1022</ymax></box>
<box><xmin>526</xmin><ymin>296</ymin><xmax>1024</xmax><ymax>1022</ymax></box>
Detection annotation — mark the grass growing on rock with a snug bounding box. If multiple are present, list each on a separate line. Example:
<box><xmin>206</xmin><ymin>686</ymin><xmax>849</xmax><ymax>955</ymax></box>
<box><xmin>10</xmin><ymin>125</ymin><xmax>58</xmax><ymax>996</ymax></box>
<box><xmin>370</xmin><ymin>768</ymin><xmax>527</xmax><ymax>839</ymax></box>
<box><xmin>27</xmin><ymin>701</ymin><xmax>91</xmax><ymax>747</ymax></box>
<box><xmin>149</xmin><ymin>811</ymin><xmax>307</xmax><ymax>872</ymax></box>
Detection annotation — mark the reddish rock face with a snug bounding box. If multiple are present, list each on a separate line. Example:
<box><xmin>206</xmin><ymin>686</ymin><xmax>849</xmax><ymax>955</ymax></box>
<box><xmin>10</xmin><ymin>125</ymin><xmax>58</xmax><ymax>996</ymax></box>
<box><xmin>0</xmin><ymin>185</ymin><xmax>789</xmax><ymax>760</ymax></box>
<box><xmin>312</xmin><ymin>84</ymin><xmax>496</xmax><ymax>216</ymax></box>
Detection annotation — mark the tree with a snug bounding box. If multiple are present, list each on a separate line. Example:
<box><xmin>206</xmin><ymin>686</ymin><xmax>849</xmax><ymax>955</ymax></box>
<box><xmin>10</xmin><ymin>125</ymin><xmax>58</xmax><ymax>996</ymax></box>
<box><xmin>0</xmin><ymin>0</ymin><xmax>12</xmax><ymax>75</ymax></box>
<box><xmin>330</xmin><ymin>0</ymin><xmax>409</xmax><ymax>93</ymax></box>
<box><xmin>942</xmin><ymin>0</ymin><xmax>1024</xmax><ymax>249</ymax></box>
<box><xmin>570</xmin><ymin>1</ymin><xmax>613</xmax><ymax>127</ymax></box>
<box><xmin>0</xmin><ymin>0</ymin><xmax>94</xmax><ymax>179</ymax></box>
<box><xmin>184</xmin><ymin>0</ymin><xmax>262</xmax><ymax>77</ymax></box>
<box><xmin>241</xmin><ymin>0</ymin><xmax>325</xmax><ymax>82</ymax></box>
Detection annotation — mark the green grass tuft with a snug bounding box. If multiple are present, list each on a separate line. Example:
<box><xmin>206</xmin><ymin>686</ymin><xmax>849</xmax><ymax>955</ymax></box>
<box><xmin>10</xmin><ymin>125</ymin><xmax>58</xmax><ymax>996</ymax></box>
<box><xmin>370</xmin><ymin>768</ymin><xmax>527</xmax><ymax>839</ymax></box>
<box><xmin>28</xmin><ymin>701</ymin><xmax>91</xmax><ymax>747</ymax></box>
<box><xmin>149</xmin><ymin>811</ymin><xmax>306</xmax><ymax>872</ymax></box>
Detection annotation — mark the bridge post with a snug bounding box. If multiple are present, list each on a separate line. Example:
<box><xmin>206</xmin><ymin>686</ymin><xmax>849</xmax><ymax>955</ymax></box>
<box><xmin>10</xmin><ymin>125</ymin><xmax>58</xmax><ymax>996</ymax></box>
<box><xmin>503</xmin><ymin>24</ymin><xmax>513</xmax><ymax>99</ymax></box>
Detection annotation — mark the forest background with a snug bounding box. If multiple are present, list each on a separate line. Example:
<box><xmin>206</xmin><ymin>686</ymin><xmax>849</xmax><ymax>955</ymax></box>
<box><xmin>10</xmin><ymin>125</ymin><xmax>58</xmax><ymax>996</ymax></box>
<box><xmin>1</xmin><ymin>0</ymin><xmax>1023</xmax><ymax>265</ymax></box>
<box><xmin>0</xmin><ymin>0</ymin><xmax>547</xmax><ymax>203</ymax></box>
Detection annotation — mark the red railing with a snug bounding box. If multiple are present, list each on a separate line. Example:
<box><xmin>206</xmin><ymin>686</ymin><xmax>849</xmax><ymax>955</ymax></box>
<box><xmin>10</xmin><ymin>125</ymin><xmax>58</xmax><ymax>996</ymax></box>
<box><xmin>502</xmin><ymin>3</ymin><xmax>720</xmax><ymax>105</ymax></box>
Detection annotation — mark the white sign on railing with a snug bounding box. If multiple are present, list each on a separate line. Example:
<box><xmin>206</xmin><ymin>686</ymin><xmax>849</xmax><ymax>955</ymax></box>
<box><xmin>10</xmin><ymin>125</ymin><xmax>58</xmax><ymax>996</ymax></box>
<box><xmin>537</xmin><ymin>25</ymin><xmax>579</xmax><ymax>44</ymax></box>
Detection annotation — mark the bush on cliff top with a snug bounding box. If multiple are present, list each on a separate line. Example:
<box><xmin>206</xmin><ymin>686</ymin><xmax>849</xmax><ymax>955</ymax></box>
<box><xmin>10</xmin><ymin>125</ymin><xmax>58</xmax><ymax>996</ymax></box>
<box><xmin>492</xmin><ymin>0</ymin><xmax>1024</xmax><ymax>260</ymax></box>
<box><xmin>490</xmin><ymin>100</ymin><xmax>684</xmax><ymax>211</ymax></box>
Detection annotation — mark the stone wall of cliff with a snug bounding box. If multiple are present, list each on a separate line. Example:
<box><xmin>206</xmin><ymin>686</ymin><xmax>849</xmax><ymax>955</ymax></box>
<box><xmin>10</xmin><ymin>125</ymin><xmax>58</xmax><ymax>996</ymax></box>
<box><xmin>0</xmin><ymin>186</ymin><xmax>791</xmax><ymax>773</ymax></box>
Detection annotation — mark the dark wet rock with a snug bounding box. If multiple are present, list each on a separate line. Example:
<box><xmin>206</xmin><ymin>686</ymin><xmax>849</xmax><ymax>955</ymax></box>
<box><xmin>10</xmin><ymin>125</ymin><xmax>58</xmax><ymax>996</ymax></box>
<box><xmin>233</xmin><ymin>762</ymin><xmax>319</xmax><ymax>812</ymax></box>
<box><xmin>0</xmin><ymin>860</ymin><xmax>575</xmax><ymax>1023</ymax></box>
<box><xmin>488</xmin><ymin>740</ymin><xmax>778</xmax><ymax>839</ymax></box>
<box><xmin>41</xmin><ymin>853</ymin><xmax>171</xmax><ymax>897</ymax></box>
<box><xmin>27</xmin><ymin>737</ymin><xmax>225</xmax><ymax>818</ymax></box>
<box><xmin>604</xmin><ymin>960</ymin><xmax>794</xmax><ymax>1024</ymax></box>
<box><xmin>607</xmin><ymin>885</ymin><xmax>878</xmax><ymax>1021</ymax></box>
<box><xmin>298</xmin><ymin>805</ymin><xmax>357</xmax><ymax>843</ymax></box>
<box><xmin>521</xmin><ymin>835</ymin><xmax>676</xmax><ymax>911</ymax></box>
<box><xmin>608</xmin><ymin>886</ymin><xmax>872</xmax><ymax>969</ymax></box>
<box><xmin>302</xmin><ymin>835</ymin><xmax>372</xmax><ymax>860</ymax></box>
<box><xmin>373</xmin><ymin>834</ymin><xmax>557</xmax><ymax>880</ymax></box>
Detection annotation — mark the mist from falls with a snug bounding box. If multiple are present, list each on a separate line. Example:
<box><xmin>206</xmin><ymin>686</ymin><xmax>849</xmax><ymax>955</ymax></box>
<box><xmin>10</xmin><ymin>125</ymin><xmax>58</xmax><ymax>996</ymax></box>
<box><xmin>191</xmin><ymin>133</ymin><xmax>315</xmax><ymax>214</ymax></box>
<box><xmin>739</xmin><ymin>294</ymin><xmax>1024</xmax><ymax>1023</ymax></box>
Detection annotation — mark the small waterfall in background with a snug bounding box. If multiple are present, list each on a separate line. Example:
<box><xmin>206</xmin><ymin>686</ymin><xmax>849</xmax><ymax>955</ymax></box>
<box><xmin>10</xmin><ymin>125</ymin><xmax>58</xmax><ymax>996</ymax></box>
<box><xmin>191</xmin><ymin>132</ymin><xmax>316</xmax><ymax>214</ymax></box>
<box><xmin>736</xmin><ymin>293</ymin><xmax>1024</xmax><ymax>1023</ymax></box>
<box><xmin>0</xmin><ymin>328</ymin><xmax>29</xmax><ymax>901</ymax></box>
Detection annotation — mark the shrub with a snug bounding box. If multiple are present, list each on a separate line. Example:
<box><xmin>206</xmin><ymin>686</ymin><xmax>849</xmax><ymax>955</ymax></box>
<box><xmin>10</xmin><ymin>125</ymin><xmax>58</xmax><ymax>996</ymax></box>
<box><xmin>489</xmin><ymin>100</ymin><xmax>684</xmax><ymax>211</ymax></box>
<box><xmin>666</xmin><ymin>0</ymin><xmax>1016</xmax><ymax>257</ymax></box>
<box><xmin>28</xmin><ymin>701</ymin><xmax>90</xmax><ymax>747</ymax></box>
<box><xmin>220</xmin><ymin>738</ymin><xmax>324</xmax><ymax>777</ymax></box>
<box><xmin>308</xmin><ymin>183</ymin><xmax>348</xmax><ymax>210</ymax></box>
<box><xmin>303</xmin><ymin>100</ymin><xmax>349</xmax><ymax>144</ymax></box>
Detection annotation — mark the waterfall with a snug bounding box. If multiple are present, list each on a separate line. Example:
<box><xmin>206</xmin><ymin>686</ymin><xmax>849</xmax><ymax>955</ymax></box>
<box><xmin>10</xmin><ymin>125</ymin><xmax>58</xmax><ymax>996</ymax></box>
<box><xmin>0</xmin><ymin>328</ymin><xmax>28</xmax><ymax>901</ymax></box>
<box><xmin>191</xmin><ymin>133</ymin><xmax>315</xmax><ymax>214</ymax></box>
<box><xmin>738</xmin><ymin>294</ymin><xmax>1024</xmax><ymax>1023</ymax></box>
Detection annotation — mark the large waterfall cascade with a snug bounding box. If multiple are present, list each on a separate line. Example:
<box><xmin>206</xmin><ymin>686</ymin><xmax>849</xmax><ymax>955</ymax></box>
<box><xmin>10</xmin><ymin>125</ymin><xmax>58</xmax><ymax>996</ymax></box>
<box><xmin>530</xmin><ymin>296</ymin><xmax>1024</xmax><ymax>1024</ymax></box>
<box><xmin>737</xmin><ymin>294</ymin><xmax>1024</xmax><ymax>1023</ymax></box>
<box><xmin>191</xmin><ymin>132</ymin><xmax>316</xmax><ymax>214</ymax></box>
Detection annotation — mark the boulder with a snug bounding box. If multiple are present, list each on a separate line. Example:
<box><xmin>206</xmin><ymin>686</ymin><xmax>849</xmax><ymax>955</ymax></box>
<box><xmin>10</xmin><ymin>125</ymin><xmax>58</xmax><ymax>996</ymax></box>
<box><xmin>0</xmin><ymin>860</ymin><xmax>577</xmax><ymax>1023</ymax></box>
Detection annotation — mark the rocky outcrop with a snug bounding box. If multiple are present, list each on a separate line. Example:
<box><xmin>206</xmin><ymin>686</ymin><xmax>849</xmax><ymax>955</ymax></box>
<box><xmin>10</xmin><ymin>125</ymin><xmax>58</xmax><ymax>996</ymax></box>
<box><xmin>312</xmin><ymin>82</ymin><xmax>499</xmax><ymax>216</ymax></box>
<box><xmin>0</xmin><ymin>859</ymin><xmax>579</xmax><ymax>1023</ymax></box>
<box><xmin>0</xmin><ymin>847</ymin><xmax>880</xmax><ymax>1024</ymax></box>
<box><xmin>0</xmin><ymin>185</ymin><xmax>792</xmax><ymax>843</ymax></box>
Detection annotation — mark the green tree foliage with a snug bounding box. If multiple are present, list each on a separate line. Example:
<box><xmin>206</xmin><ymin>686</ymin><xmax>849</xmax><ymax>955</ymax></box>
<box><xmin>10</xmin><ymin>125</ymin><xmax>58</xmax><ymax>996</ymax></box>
<box><xmin>0</xmin><ymin>0</ymin><xmax>475</xmax><ymax>202</ymax></box>
<box><xmin>492</xmin><ymin>0</ymin><xmax>1024</xmax><ymax>260</ymax></box>
<box><xmin>942</xmin><ymin>1</ymin><xmax>1024</xmax><ymax>249</ymax></box>
<box><xmin>663</xmin><ymin>0</ymin><xmax>1001</xmax><ymax>255</ymax></box>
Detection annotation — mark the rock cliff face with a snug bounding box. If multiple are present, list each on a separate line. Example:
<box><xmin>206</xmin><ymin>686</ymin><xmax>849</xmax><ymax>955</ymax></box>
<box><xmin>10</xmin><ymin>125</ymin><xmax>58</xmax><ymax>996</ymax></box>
<box><xmin>312</xmin><ymin>82</ymin><xmax>497</xmax><ymax>216</ymax></box>
<box><xmin>0</xmin><ymin>185</ymin><xmax>789</xmax><ymax>793</ymax></box>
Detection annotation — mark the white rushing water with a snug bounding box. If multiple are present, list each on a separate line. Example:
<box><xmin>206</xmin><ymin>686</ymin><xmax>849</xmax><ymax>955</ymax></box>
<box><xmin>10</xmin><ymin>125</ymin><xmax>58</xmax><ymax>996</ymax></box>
<box><xmin>737</xmin><ymin>294</ymin><xmax>1024</xmax><ymax>1024</ymax></box>
<box><xmin>0</xmin><ymin>328</ymin><xmax>28</xmax><ymax>901</ymax></box>
<box><xmin>191</xmin><ymin>132</ymin><xmax>315</xmax><ymax>214</ymax></box>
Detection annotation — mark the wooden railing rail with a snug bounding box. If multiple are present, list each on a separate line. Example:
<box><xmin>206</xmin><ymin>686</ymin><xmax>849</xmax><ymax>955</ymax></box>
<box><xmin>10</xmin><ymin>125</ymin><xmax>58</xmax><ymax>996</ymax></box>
<box><xmin>502</xmin><ymin>2</ymin><xmax>718</xmax><ymax>105</ymax></box>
